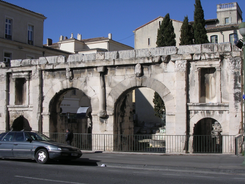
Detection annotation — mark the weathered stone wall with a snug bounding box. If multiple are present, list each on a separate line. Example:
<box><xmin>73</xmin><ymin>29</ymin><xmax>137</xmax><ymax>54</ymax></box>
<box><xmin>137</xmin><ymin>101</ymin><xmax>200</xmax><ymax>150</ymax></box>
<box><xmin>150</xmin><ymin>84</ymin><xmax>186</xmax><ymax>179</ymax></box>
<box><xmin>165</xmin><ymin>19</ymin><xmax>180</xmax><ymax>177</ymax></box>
<box><xmin>0</xmin><ymin>43</ymin><xmax>242</xmax><ymax>144</ymax></box>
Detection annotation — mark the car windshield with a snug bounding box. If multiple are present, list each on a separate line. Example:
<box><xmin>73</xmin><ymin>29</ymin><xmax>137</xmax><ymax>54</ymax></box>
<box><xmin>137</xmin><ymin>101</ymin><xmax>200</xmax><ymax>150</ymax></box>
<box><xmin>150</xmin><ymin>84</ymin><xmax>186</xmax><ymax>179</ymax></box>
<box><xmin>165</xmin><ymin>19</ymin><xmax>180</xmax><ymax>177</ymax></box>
<box><xmin>25</xmin><ymin>132</ymin><xmax>52</xmax><ymax>141</ymax></box>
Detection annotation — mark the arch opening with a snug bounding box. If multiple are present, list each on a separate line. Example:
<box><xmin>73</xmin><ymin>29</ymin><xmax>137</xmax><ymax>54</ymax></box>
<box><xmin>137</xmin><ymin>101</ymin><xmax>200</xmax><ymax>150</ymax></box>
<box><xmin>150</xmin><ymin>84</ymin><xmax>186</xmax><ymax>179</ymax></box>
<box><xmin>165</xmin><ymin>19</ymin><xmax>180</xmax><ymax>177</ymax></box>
<box><xmin>12</xmin><ymin>115</ymin><xmax>32</xmax><ymax>131</ymax></box>
<box><xmin>113</xmin><ymin>87</ymin><xmax>166</xmax><ymax>152</ymax></box>
<box><xmin>49</xmin><ymin>88</ymin><xmax>92</xmax><ymax>148</ymax></box>
<box><xmin>193</xmin><ymin>118</ymin><xmax>222</xmax><ymax>153</ymax></box>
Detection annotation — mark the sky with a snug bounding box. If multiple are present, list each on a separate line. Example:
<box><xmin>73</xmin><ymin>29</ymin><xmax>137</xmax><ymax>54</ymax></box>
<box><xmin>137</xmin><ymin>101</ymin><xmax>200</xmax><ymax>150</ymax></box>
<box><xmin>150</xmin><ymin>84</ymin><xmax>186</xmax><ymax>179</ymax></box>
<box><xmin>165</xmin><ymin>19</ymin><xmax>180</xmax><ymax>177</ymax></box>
<box><xmin>4</xmin><ymin>0</ymin><xmax>245</xmax><ymax>48</ymax></box>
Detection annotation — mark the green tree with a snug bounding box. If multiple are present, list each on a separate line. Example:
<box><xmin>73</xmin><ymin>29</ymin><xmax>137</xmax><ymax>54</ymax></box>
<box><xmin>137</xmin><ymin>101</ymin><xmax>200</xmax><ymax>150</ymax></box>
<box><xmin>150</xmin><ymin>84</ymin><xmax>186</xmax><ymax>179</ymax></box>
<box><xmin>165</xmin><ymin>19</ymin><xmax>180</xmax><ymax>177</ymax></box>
<box><xmin>180</xmin><ymin>16</ymin><xmax>194</xmax><ymax>45</ymax></box>
<box><xmin>193</xmin><ymin>0</ymin><xmax>209</xmax><ymax>44</ymax></box>
<box><xmin>153</xmin><ymin>14</ymin><xmax>175</xmax><ymax>119</ymax></box>
<box><xmin>156</xmin><ymin>13</ymin><xmax>176</xmax><ymax>47</ymax></box>
<box><xmin>153</xmin><ymin>91</ymin><xmax>165</xmax><ymax>119</ymax></box>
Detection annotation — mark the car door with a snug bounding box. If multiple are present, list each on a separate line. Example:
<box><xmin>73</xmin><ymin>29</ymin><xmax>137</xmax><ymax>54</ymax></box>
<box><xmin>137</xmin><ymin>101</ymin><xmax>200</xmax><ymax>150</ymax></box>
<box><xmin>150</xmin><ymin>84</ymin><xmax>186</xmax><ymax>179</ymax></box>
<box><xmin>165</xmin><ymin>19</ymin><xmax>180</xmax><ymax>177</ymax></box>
<box><xmin>12</xmin><ymin>132</ymin><xmax>33</xmax><ymax>159</ymax></box>
<box><xmin>0</xmin><ymin>132</ymin><xmax>14</xmax><ymax>158</ymax></box>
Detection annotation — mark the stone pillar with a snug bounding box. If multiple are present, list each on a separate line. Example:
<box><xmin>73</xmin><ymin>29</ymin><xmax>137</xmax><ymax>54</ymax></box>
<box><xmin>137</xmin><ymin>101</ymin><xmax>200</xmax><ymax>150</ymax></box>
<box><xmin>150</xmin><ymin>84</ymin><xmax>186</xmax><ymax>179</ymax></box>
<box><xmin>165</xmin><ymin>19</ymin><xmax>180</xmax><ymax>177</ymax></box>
<box><xmin>215</xmin><ymin>65</ymin><xmax>221</xmax><ymax>103</ymax></box>
<box><xmin>194</xmin><ymin>67</ymin><xmax>201</xmax><ymax>103</ymax></box>
<box><xmin>97</xmin><ymin>66</ymin><xmax>107</xmax><ymax>118</ymax></box>
<box><xmin>165</xmin><ymin>60</ymin><xmax>187</xmax><ymax>153</ymax></box>
<box><xmin>174</xmin><ymin>60</ymin><xmax>187</xmax><ymax>135</ymax></box>
<box><xmin>228</xmin><ymin>57</ymin><xmax>242</xmax><ymax>135</ymax></box>
<box><xmin>42</xmin><ymin>113</ymin><xmax>50</xmax><ymax>135</ymax></box>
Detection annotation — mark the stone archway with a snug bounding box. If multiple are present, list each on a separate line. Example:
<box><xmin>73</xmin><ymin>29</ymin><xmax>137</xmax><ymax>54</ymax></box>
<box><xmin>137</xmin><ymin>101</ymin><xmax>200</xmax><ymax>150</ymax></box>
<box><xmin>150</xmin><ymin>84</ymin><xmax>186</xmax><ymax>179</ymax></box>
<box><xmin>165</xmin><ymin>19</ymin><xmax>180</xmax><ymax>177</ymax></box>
<box><xmin>193</xmin><ymin>118</ymin><xmax>222</xmax><ymax>153</ymax></box>
<box><xmin>12</xmin><ymin>115</ymin><xmax>32</xmax><ymax>131</ymax></box>
<box><xmin>110</xmin><ymin>77</ymin><xmax>174</xmax><ymax>152</ymax></box>
<box><xmin>49</xmin><ymin>88</ymin><xmax>92</xmax><ymax>134</ymax></box>
<box><xmin>48</xmin><ymin>88</ymin><xmax>92</xmax><ymax>148</ymax></box>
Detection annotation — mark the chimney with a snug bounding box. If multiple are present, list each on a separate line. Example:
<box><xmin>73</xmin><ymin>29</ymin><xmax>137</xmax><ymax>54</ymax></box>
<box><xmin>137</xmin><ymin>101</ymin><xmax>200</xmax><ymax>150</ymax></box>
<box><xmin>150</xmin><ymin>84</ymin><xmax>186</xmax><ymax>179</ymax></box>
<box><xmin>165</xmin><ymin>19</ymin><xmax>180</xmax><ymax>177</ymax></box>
<box><xmin>47</xmin><ymin>38</ymin><xmax>52</xmax><ymax>46</ymax></box>
<box><xmin>59</xmin><ymin>35</ymin><xmax>64</xmax><ymax>41</ymax></box>
<box><xmin>71</xmin><ymin>33</ymin><xmax>74</xmax><ymax>39</ymax></box>
<box><xmin>77</xmin><ymin>33</ymin><xmax>82</xmax><ymax>41</ymax></box>
<box><xmin>108</xmin><ymin>33</ymin><xmax>112</xmax><ymax>40</ymax></box>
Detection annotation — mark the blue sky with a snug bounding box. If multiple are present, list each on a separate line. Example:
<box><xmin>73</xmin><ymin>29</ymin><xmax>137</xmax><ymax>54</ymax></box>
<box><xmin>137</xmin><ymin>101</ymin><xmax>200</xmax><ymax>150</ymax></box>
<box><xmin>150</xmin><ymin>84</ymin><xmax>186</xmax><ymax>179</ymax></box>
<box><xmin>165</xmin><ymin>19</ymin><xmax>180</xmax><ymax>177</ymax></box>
<box><xmin>5</xmin><ymin>0</ymin><xmax>245</xmax><ymax>48</ymax></box>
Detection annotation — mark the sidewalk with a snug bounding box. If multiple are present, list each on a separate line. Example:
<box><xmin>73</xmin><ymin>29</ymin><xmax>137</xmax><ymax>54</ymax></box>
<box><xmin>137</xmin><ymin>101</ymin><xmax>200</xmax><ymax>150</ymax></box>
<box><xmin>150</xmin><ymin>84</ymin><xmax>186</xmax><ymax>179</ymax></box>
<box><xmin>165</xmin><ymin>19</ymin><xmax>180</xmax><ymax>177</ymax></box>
<box><xmin>81</xmin><ymin>151</ymin><xmax>245</xmax><ymax>174</ymax></box>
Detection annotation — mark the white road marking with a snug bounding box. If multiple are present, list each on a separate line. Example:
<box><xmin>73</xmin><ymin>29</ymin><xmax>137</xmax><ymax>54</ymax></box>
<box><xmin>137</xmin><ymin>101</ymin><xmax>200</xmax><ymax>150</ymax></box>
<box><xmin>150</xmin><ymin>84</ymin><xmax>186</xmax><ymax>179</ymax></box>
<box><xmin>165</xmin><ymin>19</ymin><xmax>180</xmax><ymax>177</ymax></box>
<box><xmin>15</xmin><ymin>175</ymin><xmax>87</xmax><ymax>184</ymax></box>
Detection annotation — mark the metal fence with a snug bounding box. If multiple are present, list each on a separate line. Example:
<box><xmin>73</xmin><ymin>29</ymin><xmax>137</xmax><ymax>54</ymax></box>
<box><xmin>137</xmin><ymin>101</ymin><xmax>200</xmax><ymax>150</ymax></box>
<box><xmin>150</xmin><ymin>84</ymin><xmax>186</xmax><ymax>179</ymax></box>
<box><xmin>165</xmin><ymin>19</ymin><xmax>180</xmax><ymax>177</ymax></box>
<box><xmin>45</xmin><ymin>132</ymin><xmax>238</xmax><ymax>154</ymax></box>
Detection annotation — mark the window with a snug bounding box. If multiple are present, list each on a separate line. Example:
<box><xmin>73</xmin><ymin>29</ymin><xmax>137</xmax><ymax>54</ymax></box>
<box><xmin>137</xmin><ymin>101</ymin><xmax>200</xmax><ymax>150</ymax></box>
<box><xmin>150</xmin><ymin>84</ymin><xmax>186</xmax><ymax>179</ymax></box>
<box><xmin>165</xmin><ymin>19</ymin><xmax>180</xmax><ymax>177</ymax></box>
<box><xmin>4</xmin><ymin>52</ymin><xmax>12</xmax><ymax>67</ymax></box>
<box><xmin>148</xmin><ymin>38</ymin><xmax>150</xmax><ymax>46</ymax></box>
<box><xmin>210</xmin><ymin>35</ymin><xmax>218</xmax><ymax>43</ymax></box>
<box><xmin>200</xmin><ymin>68</ymin><xmax>216</xmax><ymax>103</ymax></box>
<box><xmin>15</xmin><ymin>132</ymin><xmax>24</xmax><ymax>141</ymax></box>
<box><xmin>15</xmin><ymin>78</ymin><xmax>26</xmax><ymax>105</ymax></box>
<box><xmin>229</xmin><ymin>33</ymin><xmax>238</xmax><ymax>44</ymax></box>
<box><xmin>28</xmin><ymin>25</ymin><xmax>34</xmax><ymax>45</ymax></box>
<box><xmin>5</xmin><ymin>18</ymin><xmax>12</xmax><ymax>39</ymax></box>
<box><xmin>225</xmin><ymin>17</ymin><xmax>230</xmax><ymax>24</ymax></box>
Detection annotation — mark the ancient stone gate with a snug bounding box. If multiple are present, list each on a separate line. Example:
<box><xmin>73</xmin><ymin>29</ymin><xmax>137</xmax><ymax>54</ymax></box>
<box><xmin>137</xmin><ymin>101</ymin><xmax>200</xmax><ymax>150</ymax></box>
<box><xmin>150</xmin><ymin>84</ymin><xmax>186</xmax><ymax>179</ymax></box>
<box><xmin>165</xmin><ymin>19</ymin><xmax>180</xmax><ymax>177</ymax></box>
<box><xmin>0</xmin><ymin>43</ymin><xmax>242</xmax><ymax>153</ymax></box>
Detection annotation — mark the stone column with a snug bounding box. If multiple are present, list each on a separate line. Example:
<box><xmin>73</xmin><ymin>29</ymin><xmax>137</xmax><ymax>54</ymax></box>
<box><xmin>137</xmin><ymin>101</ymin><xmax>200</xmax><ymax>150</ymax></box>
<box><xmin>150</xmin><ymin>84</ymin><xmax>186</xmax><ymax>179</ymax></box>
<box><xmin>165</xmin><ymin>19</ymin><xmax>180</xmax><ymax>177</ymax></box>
<box><xmin>215</xmin><ymin>65</ymin><xmax>221</xmax><ymax>103</ymax></box>
<box><xmin>194</xmin><ymin>67</ymin><xmax>201</xmax><ymax>103</ymax></box>
<box><xmin>97</xmin><ymin>66</ymin><xmax>107</xmax><ymax>118</ymax></box>
<box><xmin>228</xmin><ymin>57</ymin><xmax>242</xmax><ymax>135</ymax></box>
<box><xmin>166</xmin><ymin>60</ymin><xmax>187</xmax><ymax>153</ymax></box>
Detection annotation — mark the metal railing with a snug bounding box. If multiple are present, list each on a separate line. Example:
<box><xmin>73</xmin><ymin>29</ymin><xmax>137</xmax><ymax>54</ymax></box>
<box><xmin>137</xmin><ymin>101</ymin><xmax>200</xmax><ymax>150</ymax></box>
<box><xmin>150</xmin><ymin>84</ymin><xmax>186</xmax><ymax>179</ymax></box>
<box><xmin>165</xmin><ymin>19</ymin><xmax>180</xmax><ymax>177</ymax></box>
<box><xmin>44</xmin><ymin>132</ymin><xmax>237</xmax><ymax>154</ymax></box>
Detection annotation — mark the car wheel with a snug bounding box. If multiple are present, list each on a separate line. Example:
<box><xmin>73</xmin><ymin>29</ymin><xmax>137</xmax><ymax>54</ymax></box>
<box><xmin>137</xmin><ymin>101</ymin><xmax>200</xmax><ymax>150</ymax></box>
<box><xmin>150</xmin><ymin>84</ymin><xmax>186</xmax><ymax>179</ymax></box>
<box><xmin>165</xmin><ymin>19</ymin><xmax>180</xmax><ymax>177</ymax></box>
<box><xmin>35</xmin><ymin>149</ymin><xmax>49</xmax><ymax>164</ymax></box>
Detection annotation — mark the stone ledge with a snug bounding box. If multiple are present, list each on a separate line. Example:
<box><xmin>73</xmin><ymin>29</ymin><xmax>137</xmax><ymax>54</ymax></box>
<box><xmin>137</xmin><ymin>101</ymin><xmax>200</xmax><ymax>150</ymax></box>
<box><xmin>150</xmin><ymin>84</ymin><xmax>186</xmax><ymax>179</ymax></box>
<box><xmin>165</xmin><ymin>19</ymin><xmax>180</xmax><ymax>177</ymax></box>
<box><xmin>8</xmin><ymin>43</ymin><xmax>240</xmax><ymax>68</ymax></box>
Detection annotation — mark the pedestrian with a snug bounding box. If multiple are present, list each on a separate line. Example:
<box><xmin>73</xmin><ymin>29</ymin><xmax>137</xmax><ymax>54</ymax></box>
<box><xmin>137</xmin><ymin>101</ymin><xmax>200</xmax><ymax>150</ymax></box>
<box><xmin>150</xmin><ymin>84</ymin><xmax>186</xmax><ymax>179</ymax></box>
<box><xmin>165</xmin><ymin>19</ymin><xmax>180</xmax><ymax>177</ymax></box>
<box><xmin>65</xmin><ymin>129</ymin><xmax>73</xmax><ymax>145</ymax></box>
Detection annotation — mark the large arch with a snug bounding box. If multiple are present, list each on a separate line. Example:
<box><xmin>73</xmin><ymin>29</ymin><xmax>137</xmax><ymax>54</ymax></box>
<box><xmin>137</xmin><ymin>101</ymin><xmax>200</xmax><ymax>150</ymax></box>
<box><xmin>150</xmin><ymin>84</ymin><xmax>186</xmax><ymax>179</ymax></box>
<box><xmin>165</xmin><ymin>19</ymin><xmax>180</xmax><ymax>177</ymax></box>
<box><xmin>48</xmin><ymin>88</ymin><xmax>92</xmax><ymax>133</ymax></box>
<box><xmin>107</xmin><ymin>76</ymin><xmax>174</xmax><ymax>117</ymax></box>
<box><xmin>42</xmin><ymin>78</ymin><xmax>99</xmax><ymax>133</ymax></box>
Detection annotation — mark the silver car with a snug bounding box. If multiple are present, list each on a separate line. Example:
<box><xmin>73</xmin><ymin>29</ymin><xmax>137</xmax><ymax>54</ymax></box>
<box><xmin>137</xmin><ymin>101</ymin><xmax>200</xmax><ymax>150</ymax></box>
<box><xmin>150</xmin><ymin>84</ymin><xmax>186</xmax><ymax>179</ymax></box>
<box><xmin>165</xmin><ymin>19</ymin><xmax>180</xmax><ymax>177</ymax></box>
<box><xmin>0</xmin><ymin>131</ymin><xmax>82</xmax><ymax>164</ymax></box>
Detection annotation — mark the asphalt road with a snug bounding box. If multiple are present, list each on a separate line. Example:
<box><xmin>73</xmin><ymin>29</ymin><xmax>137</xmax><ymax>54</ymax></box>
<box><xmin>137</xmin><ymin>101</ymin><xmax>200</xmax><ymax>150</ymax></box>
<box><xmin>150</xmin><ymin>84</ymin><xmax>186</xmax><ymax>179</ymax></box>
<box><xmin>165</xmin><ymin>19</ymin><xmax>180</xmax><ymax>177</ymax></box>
<box><xmin>1</xmin><ymin>153</ymin><xmax>245</xmax><ymax>184</ymax></box>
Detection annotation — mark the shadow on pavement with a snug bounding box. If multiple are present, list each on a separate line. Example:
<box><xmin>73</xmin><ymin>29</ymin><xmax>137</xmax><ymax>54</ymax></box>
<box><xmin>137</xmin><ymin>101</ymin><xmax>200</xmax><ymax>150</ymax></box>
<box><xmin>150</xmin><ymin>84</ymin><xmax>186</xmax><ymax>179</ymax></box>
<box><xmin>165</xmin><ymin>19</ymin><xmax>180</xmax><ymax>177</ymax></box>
<box><xmin>1</xmin><ymin>157</ymin><xmax>100</xmax><ymax>166</ymax></box>
<box><xmin>49</xmin><ymin>157</ymin><xmax>100</xmax><ymax>166</ymax></box>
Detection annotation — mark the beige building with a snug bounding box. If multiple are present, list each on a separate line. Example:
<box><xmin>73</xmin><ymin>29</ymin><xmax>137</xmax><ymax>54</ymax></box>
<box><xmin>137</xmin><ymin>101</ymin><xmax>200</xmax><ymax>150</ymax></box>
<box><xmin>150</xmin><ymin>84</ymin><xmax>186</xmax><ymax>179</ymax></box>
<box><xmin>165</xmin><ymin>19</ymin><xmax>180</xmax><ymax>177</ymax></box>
<box><xmin>134</xmin><ymin>17</ymin><xmax>183</xmax><ymax>49</ymax></box>
<box><xmin>0</xmin><ymin>1</ymin><xmax>70</xmax><ymax>66</ymax></box>
<box><xmin>45</xmin><ymin>33</ymin><xmax>133</xmax><ymax>54</ymax></box>
<box><xmin>134</xmin><ymin>2</ymin><xmax>243</xmax><ymax>49</ymax></box>
<box><xmin>206</xmin><ymin>2</ymin><xmax>243</xmax><ymax>43</ymax></box>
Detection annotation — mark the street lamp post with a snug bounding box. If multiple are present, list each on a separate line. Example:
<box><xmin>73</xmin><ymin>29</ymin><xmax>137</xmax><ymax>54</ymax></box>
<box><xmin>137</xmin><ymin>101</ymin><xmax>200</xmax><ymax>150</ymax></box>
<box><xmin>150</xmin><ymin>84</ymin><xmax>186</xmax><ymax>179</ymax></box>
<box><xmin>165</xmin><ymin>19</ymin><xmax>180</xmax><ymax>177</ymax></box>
<box><xmin>236</xmin><ymin>22</ymin><xmax>245</xmax><ymax>165</ymax></box>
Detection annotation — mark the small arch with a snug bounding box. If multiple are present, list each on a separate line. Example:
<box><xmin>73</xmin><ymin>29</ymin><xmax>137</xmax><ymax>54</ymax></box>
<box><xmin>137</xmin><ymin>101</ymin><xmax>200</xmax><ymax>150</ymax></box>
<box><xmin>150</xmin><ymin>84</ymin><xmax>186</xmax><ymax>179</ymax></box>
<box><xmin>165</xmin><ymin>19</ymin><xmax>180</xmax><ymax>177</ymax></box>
<box><xmin>12</xmin><ymin>115</ymin><xmax>32</xmax><ymax>131</ymax></box>
<box><xmin>193</xmin><ymin>118</ymin><xmax>222</xmax><ymax>153</ymax></box>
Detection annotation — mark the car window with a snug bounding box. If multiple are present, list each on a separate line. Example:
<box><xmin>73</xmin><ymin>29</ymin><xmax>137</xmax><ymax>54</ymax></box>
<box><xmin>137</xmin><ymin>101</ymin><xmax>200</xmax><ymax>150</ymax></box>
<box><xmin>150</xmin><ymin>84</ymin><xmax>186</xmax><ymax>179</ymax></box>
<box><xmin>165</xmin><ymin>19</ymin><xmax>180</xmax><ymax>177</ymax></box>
<box><xmin>0</xmin><ymin>133</ymin><xmax>6</xmax><ymax>140</ymax></box>
<box><xmin>2</xmin><ymin>132</ymin><xmax>15</xmax><ymax>142</ymax></box>
<box><xmin>25</xmin><ymin>132</ymin><xmax>52</xmax><ymax>141</ymax></box>
<box><xmin>15</xmin><ymin>132</ymin><xmax>24</xmax><ymax>142</ymax></box>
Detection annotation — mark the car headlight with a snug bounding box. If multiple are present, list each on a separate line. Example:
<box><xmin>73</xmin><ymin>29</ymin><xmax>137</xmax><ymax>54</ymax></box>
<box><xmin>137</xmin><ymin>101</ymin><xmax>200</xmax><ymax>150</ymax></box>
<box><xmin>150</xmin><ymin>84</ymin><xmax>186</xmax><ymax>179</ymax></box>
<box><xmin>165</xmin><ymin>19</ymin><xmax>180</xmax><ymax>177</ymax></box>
<box><xmin>57</xmin><ymin>147</ymin><xmax>69</xmax><ymax>151</ymax></box>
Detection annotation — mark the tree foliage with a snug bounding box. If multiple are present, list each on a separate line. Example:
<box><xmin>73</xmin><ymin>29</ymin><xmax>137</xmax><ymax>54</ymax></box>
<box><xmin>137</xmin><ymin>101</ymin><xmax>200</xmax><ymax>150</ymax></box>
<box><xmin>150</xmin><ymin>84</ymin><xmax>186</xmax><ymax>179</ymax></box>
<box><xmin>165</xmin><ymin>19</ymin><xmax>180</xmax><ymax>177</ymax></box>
<box><xmin>193</xmin><ymin>0</ymin><xmax>209</xmax><ymax>44</ymax></box>
<box><xmin>180</xmin><ymin>16</ymin><xmax>194</xmax><ymax>45</ymax></box>
<box><xmin>153</xmin><ymin>14</ymin><xmax>174</xmax><ymax>119</ymax></box>
<box><xmin>156</xmin><ymin>13</ymin><xmax>176</xmax><ymax>47</ymax></box>
<box><xmin>153</xmin><ymin>92</ymin><xmax>165</xmax><ymax>119</ymax></box>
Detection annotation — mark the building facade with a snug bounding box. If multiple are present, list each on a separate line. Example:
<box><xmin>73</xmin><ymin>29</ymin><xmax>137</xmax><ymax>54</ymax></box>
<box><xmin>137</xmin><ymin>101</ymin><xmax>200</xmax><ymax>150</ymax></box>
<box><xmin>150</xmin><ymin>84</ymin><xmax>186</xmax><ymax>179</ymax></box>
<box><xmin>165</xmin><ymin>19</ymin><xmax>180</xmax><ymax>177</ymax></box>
<box><xmin>134</xmin><ymin>2</ymin><xmax>243</xmax><ymax>50</ymax></box>
<box><xmin>0</xmin><ymin>1</ymin><xmax>70</xmax><ymax>66</ymax></box>
<box><xmin>0</xmin><ymin>43</ymin><xmax>242</xmax><ymax>153</ymax></box>
<box><xmin>45</xmin><ymin>33</ymin><xmax>133</xmax><ymax>54</ymax></box>
<box><xmin>134</xmin><ymin>17</ymin><xmax>183</xmax><ymax>49</ymax></box>
<box><xmin>205</xmin><ymin>2</ymin><xmax>243</xmax><ymax>44</ymax></box>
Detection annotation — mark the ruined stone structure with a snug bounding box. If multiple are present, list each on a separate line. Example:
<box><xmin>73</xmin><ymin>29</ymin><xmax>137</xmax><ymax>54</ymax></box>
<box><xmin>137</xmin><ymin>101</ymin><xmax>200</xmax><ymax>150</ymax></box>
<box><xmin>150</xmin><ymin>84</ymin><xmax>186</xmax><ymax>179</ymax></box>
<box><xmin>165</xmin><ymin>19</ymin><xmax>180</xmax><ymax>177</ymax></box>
<box><xmin>0</xmin><ymin>43</ymin><xmax>242</xmax><ymax>153</ymax></box>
